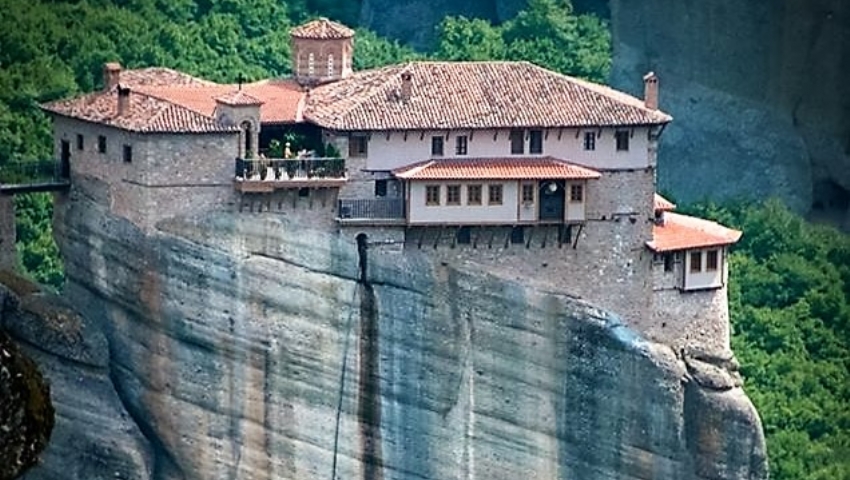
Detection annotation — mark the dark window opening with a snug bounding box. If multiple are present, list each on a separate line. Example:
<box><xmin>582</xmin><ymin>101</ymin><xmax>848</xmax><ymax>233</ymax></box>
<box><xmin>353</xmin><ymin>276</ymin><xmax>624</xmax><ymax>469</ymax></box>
<box><xmin>584</xmin><ymin>132</ymin><xmax>596</xmax><ymax>151</ymax></box>
<box><xmin>97</xmin><ymin>135</ymin><xmax>107</xmax><ymax>154</ymax></box>
<box><xmin>510</xmin><ymin>129</ymin><xmax>524</xmax><ymax>154</ymax></box>
<box><xmin>349</xmin><ymin>135</ymin><xmax>368</xmax><ymax>157</ymax></box>
<box><xmin>431</xmin><ymin>136</ymin><xmax>444</xmax><ymax>156</ymax></box>
<box><xmin>664</xmin><ymin>254</ymin><xmax>674</xmax><ymax>272</ymax></box>
<box><xmin>690</xmin><ymin>251</ymin><xmax>702</xmax><ymax>273</ymax></box>
<box><xmin>374</xmin><ymin>179</ymin><xmax>387</xmax><ymax>197</ymax></box>
<box><xmin>706</xmin><ymin>250</ymin><xmax>719</xmax><ymax>271</ymax></box>
<box><xmin>76</xmin><ymin>134</ymin><xmax>84</xmax><ymax>151</ymax></box>
<box><xmin>122</xmin><ymin>144</ymin><xmax>132</xmax><ymax>163</ymax></box>
<box><xmin>615</xmin><ymin>130</ymin><xmax>630</xmax><ymax>151</ymax></box>
<box><xmin>455</xmin><ymin>135</ymin><xmax>468</xmax><ymax>155</ymax></box>
<box><xmin>457</xmin><ymin>226</ymin><xmax>471</xmax><ymax>245</ymax></box>
<box><xmin>510</xmin><ymin>226</ymin><xmax>524</xmax><ymax>244</ymax></box>
<box><xmin>529</xmin><ymin>130</ymin><xmax>543</xmax><ymax>154</ymax></box>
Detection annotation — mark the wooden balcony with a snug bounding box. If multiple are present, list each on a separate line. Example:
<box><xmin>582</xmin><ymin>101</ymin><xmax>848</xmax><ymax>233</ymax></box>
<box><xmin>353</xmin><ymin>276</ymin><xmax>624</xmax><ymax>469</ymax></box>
<box><xmin>233</xmin><ymin>157</ymin><xmax>347</xmax><ymax>192</ymax></box>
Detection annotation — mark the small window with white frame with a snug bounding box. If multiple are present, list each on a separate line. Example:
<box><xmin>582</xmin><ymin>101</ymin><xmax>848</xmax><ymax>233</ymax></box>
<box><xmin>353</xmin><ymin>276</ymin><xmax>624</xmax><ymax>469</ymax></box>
<box><xmin>569</xmin><ymin>184</ymin><xmax>583</xmax><ymax>203</ymax></box>
<box><xmin>584</xmin><ymin>131</ymin><xmax>596</xmax><ymax>151</ymax></box>
<box><xmin>488</xmin><ymin>184</ymin><xmax>503</xmax><ymax>205</ymax></box>
<box><xmin>455</xmin><ymin>135</ymin><xmax>468</xmax><ymax>155</ymax></box>
<box><xmin>521</xmin><ymin>183</ymin><xmax>534</xmax><ymax>204</ymax></box>
<box><xmin>467</xmin><ymin>184</ymin><xmax>482</xmax><ymax>205</ymax></box>
<box><xmin>446</xmin><ymin>185</ymin><xmax>461</xmax><ymax>205</ymax></box>
<box><xmin>690</xmin><ymin>251</ymin><xmax>702</xmax><ymax>273</ymax></box>
<box><xmin>425</xmin><ymin>185</ymin><xmax>441</xmax><ymax>206</ymax></box>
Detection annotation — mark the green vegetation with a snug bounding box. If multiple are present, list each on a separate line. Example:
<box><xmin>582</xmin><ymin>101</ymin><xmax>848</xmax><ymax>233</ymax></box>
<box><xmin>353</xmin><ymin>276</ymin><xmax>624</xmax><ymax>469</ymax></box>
<box><xmin>1</xmin><ymin>2</ymin><xmax>847</xmax><ymax>478</ymax></box>
<box><xmin>684</xmin><ymin>199</ymin><xmax>850</xmax><ymax>480</ymax></box>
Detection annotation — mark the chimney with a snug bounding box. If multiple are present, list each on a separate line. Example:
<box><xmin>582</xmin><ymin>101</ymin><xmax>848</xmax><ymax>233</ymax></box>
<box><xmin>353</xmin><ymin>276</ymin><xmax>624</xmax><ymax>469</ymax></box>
<box><xmin>400</xmin><ymin>72</ymin><xmax>412</xmax><ymax>102</ymax></box>
<box><xmin>643</xmin><ymin>71</ymin><xmax>659</xmax><ymax>110</ymax></box>
<box><xmin>117</xmin><ymin>85</ymin><xmax>131</xmax><ymax>116</ymax></box>
<box><xmin>103</xmin><ymin>62</ymin><xmax>122</xmax><ymax>91</ymax></box>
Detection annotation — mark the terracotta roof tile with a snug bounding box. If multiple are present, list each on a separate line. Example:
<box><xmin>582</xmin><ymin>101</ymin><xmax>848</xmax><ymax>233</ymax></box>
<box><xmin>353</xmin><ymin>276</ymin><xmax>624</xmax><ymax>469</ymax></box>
<box><xmin>135</xmin><ymin>79</ymin><xmax>305</xmax><ymax>123</ymax></box>
<box><xmin>290</xmin><ymin>18</ymin><xmax>355</xmax><ymax>39</ymax></box>
<box><xmin>654</xmin><ymin>193</ymin><xmax>676</xmax><ymax>211</ymax></box>
<box><xmin>648</xmin><ymin>212</ymin><xmax>742</xmax><ymax>252</ymax></box>
<box><xmin>393</xmin><ymin>157</ymin><xmax>602</xmax><ymax>180</ymax></box>
<box><xmin>305</xmin><ymin>61</ymin><xmax>673</xmax><ymax>131</ymax></box>
<box><xmin>118</xmin><ymin>67</ymin><xmax>215</xmax><ymax>87</ymax></box>
<box><xmin>215</xmin><ymin>90</ymin><xmax>264</xmax><ymax>106</ymax></box>
<box><xmin>41</xmin><ymin>87</ymin><xmax>238</xmax><ymax>134</ymax></box>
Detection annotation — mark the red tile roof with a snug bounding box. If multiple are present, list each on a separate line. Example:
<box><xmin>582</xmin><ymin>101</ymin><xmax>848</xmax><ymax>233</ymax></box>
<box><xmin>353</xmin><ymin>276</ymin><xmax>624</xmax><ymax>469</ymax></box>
<box><xmin>42</xmin><ymin>87</ymin><xmax>238</xmax><ymax>134</ymax></box>
<box><xmin>134</xmin><ymin>79</ymin><xmax>305</xmax><ymax>124</ymax></box>
<box><xmin>305</xmin><ymin>61</ymin><xmax>672</xmax><ymax>131</ymax></box>
<box><xmin>647</xmin><ymin>212</ymin><xmax>742</xmax><ymax>253</ymax></box>
<box><xmin>117</xmin><ymin>67</ymin><xmax>215</xmax><ymax>87</ymax></box>
<box><xmin>654</xmin><ymin>193</ymin><xmax>676</xmax><ymax>211</ymax></box>
<box><xmin>392</xmin><ymin>157</ymin><xmax>602</xmax><ymax>180</ymax></box>
<box><xmin>215</xmin><ymin>90</ymin><xmax>264</xmax><ymax>106</ymax></box>
<box><xmin>290</xmin><ymin>18</ymin><xmax>355</xmax><ymax>39</ymax></box>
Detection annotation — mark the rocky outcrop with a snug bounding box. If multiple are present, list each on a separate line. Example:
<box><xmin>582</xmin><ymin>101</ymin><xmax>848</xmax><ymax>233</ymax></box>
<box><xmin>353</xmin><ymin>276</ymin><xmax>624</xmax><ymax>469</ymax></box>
<box><xmin>0</xmin><ymin>272</ymin><xmax>151</xmax><ymax>480</ymax></box>
<box><xmin>0</xmin><ymin>279</ymin><xmax>53</xmax><ymax>480</ymax></box>
<box><xmin>609</xmin><ymin>0</ymin><xmax>850</xmax><ymax>225</ymax></box>
<box><xmin>17</xmin><ymin>189</ymin><xmax>769</xmax><ymax>479</ymax></box>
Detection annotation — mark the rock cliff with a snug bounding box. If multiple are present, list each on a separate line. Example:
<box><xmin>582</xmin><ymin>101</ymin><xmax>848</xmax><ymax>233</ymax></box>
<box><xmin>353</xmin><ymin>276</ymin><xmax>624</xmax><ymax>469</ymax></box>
<box><xmin>361</xmin><ymin>0</ymin><xmax>850</xmax><ymax>226</ymax></box>
<box><xmin>609</xmin><ymin>0</ymin><xmax>850</xmax><ymax>226</ymax></box>
<box><xmin>6</xmin><ymin>189</ymin><xmax>769</xmax><ymax>479</ymax></box>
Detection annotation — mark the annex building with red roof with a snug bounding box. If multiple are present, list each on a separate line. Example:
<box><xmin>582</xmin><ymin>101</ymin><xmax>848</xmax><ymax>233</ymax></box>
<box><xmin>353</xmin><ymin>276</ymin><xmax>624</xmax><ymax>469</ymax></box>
<box><xmin>40</xmin><ymin>17</ymin><xmax>741</xmax><ymax>354</ymax></box>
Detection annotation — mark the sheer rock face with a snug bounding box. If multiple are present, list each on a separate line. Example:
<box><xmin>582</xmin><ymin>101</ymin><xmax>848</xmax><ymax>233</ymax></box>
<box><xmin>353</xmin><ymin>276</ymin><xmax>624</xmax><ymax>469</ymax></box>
<box><xmin>609</xmin><ymin>0</ymin><xmax>850</xmax><ymax>222</ymax></box>
<box><xmin>0</xmin><ymin>274</ymin><xmax>151</xmax><ymax>480</ymax></box>
<box><xmin>0</xmin><ymin>307</ymin><xmax>52</xmax><ymax>480</ymax></box>
<box><xmin>23</xmin><ymin>192</ymin><xmax>768</xmax><ymax>480</ymax></box>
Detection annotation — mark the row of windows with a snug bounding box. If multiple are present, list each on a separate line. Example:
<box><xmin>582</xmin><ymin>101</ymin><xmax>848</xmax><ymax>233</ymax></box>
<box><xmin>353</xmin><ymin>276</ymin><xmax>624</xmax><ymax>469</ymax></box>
<box><xmin>690</xmin><ymin>250</ymin><xmax>719</xmax><ymax>273</ymax></box>
<box><xmin>305</xmin><ymin>53</ymin><xmax>340</xmax><ymax>77</ymax></box>
<box><xmin>425</xmin><ymin>184</ymin><xmax>502</xmax><ymax>206</ymax></box>
<box><xmin>75</xmin><ymin>133</ymin><xmax>133</xmax><ymax>163</ymax></box>
<box><xmin>349</xmin><ymin>129</ymin><xmax>631</xmax><ymax>158</ymax></box>
<box><xmin>583</xmin><ymin>131</ymin><xmax>630</xmax><ymax>152</ymax></box>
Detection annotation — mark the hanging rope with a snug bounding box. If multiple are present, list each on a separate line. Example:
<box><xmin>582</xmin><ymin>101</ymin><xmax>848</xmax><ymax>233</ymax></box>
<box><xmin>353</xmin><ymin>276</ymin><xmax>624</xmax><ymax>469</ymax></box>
<box><xmin>330</xmin><ymin>282</ymin><xmax>359</xmax><ymax>480</ymax></box>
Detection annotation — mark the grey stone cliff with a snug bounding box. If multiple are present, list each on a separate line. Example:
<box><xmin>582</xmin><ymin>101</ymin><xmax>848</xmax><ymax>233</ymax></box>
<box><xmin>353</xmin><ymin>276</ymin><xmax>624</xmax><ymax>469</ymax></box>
<box><xmin>6</xmin><ymin>188</ymin><xmax>768</xmax><ymax>479</ymax></box>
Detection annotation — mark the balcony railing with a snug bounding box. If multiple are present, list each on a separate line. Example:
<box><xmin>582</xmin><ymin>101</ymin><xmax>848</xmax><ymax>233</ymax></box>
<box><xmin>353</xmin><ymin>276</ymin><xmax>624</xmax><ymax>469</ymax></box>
<box><xmin>338</xmin><ymin>198</ymin><xmax>405</xmax><ymax>222</ymax></box>
<box><xmin>235</xmin><ymin>157</ymin><xmax>345</xmax><ymax>181</ymax></box>
<box><xmin>234</xmin><ymin>157</ymin><xmax>347</xmax><ymax>192</ymax></box>
<box><xmin>0</xmin><ymin>160</ymin><xmax>70</xmax><ymax>194</ymax></box>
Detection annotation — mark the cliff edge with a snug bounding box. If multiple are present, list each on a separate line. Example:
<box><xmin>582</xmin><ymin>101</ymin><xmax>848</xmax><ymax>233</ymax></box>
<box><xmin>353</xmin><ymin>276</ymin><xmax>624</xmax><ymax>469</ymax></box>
<box><xmin>6</xmin><ymin>191</ymin><xmax>769</xmax><ymax>479</ymax></box>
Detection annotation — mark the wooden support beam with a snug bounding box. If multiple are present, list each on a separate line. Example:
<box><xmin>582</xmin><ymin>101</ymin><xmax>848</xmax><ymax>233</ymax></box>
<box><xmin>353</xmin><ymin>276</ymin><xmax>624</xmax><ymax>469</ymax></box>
<box><xmin>433</xmin><ymin>226</ymin><xmax>443</xmax><ymax>249</ymax></box>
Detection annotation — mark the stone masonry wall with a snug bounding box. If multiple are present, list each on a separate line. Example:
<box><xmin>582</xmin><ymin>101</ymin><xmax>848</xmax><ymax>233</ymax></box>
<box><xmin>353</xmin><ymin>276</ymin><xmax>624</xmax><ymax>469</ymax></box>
<box><xmin>0</xmin><ymin>195</ymin><xmax>16</xmax><ymax>269</ymax></box>
<box><xmin>55</xmin><ymin>117</ymin><xmax>240</xmax><ymax>231</ymax></box>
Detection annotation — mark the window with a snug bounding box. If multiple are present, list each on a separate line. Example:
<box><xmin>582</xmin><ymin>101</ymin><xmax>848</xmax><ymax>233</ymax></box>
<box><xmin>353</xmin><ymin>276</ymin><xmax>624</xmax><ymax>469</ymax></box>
<box><xmin>467</xmin><ymin>184</ymin><xmax>482</xmax><ymax>205</ymax></box>
<box><xmin>455</xmin><ymin>135</ymin><xmax>468</xmax><ymax>155</ymax></box>
<box><xmin>488</xmin><ymin>184</ymin><xmax>503</xmax><ymax>205</ymax></box>
<box><xmin>446</xmin><ymin>185</ymin><xmax>461</xmax><ymax>205</ymax></box>
<box><xmin>569</xmin><ymin>184</ymin><xmax>583</xmax><ymax>202</ymax></box>
<box><xmin>425</xmin><ymin>185</ymin><xmax>441</xmax><ymax>205</ymax></box>
<box><xmin>327</xmin><ymin>54</ymin><xmax>334</xmax><ymax>77</ymax></box>
<box><xmin>122</xmin><ymin>144</ymin><xmax>132</xmax><ymax>163</ymax></box>
<box><xmin>706</xmin><ymin>250</ymin><xmax>719</xmax><ymax>271</ymax></box>
<box><xmin>521</xmin><ymin>183</ymin><xmax>535</xmax><ymax>204</ymax></box>
<box><xmin>529</xmin><ymin>129</ymin><xmax>543</xmax><ymax>154</ymax></box>
<box><xmin>97</xmin><ymin>135</ymin><xmax>107</xmax><ymax>154</ymax></box>
<box><xmin>690</xmin><ymin>251</ymin><xmax>702</xmax><ymax>273</ymax></box>
<box><xmin>374</xmin><ymin>179</ymin><xmax>387</xmax><ymax>197</ymax></box>
<box><xmin>510</xmin><ymin>129</ymin><xmax>524</xmax><ymax>154</ymax></box>
<box><xmin>583</xmin><ymin>132</ymin><xmax>596</xmax><ymax>151</ymax></box>
<box><xmin>615</xmin><ymin>130</ymin><xmax>630</xmax><ymax>151</ymax></box>
<box><xmin>664</xmin><ymin>254</ymin><xmax>674</xmax><ymax>272</ymax></box>
<box><xmin>76</xmin><ymin>134</ymin><xmax>84</xmax><ymax>151</ymax></box>
<box><xmin>431</xmin><ymin>136</ymin><xmax>444</xmax><ymax>156</ymax></box>
<box><xmin>308</xmin><ymin>52</ymin><xmax>315</xmax><ymax>76</ymax></box>
<box><xmin>349</xmin><ymin>135</ymin><xmax>368</xmax><ymax>157</ymax></box>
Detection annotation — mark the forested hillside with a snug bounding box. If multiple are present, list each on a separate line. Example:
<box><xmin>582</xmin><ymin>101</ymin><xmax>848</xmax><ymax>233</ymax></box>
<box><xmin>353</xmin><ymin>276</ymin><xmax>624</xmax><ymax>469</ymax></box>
<box><xmin>0</xmin><ymin>1</ymin><xmax>847</xmax><ymax>479</ymax></box>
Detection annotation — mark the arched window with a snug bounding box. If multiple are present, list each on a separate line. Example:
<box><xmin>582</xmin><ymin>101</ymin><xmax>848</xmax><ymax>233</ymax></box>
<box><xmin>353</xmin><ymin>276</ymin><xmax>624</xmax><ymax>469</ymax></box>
<box><xmin>308</xmin><ymin>52</ymin><xmax>315</xmax><ymax>76</ymax></box>
<box><xmin>327</xmin><ymin>54</ymin><xmax>334</xmax><ymax>77</ymax></box>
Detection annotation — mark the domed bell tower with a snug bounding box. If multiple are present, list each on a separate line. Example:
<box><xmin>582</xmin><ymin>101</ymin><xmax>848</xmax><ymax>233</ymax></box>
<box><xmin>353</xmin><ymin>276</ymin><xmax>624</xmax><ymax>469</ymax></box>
<box><xmin>290</xmin><ymin>17</ymin><xmax>355</xmax><ymax>86</ymax></box>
